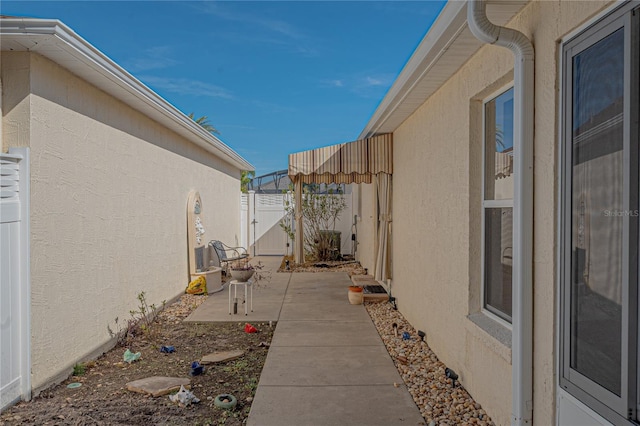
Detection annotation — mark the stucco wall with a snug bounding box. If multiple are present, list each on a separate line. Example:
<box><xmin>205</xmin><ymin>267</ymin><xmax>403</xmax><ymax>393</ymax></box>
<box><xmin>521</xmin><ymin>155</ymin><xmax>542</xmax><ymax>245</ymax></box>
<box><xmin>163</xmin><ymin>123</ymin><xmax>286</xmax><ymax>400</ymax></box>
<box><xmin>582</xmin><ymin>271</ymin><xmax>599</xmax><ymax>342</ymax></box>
<box><xmin>387</xmin><ymin>1</ymin><xmax>615</xmax><ymax>425</ymax></box>
<box><xmin>2</xmin><ymin>52</ymin><xmax>243</xmax><ymax>391</ymax></box>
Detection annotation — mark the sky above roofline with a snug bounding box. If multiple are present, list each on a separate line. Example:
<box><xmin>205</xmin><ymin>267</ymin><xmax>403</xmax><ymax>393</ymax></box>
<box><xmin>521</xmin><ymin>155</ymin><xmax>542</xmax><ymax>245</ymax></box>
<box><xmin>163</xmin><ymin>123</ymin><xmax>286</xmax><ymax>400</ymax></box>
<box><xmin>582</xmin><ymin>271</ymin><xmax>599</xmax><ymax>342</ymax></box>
<box><xmin>2</xmin><ymin>1</ymin><xmax>446</xmax><ymax>176</ymax></box>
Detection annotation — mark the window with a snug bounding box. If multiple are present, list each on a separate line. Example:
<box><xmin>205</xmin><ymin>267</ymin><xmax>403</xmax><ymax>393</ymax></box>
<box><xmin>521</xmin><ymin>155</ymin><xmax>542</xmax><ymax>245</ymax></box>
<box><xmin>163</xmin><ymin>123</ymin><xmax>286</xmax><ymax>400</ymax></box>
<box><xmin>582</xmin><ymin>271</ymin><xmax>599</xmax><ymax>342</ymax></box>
<box><xmin>560</xmin><ymin>2</ymin><xmax>639</xmax><ymax>423</ymax></box>
<box><xmin>483</xmin><ymin>87</ymin><xmax>514</xmax><ymax>323</ymax></box>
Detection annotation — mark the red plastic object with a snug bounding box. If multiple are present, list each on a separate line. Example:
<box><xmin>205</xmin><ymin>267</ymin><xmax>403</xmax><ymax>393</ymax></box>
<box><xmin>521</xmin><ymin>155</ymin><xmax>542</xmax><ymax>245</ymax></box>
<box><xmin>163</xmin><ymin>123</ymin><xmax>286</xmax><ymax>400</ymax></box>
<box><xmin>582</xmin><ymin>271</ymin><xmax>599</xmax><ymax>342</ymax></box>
<box><xmin>244</xmin><ymin>323</ymin><xmax>258</xmax><ymax>333</ymax></box>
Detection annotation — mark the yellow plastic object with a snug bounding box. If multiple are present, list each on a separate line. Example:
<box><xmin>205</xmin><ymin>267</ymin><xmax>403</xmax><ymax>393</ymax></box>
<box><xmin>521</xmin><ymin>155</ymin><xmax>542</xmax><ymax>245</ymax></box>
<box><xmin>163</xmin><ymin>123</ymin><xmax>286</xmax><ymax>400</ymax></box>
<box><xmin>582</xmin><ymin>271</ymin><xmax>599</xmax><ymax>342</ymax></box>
<box><xmin>186</xmin><ymin>276</ymin><xmax>207</xmax><ymax>295</ymax></box>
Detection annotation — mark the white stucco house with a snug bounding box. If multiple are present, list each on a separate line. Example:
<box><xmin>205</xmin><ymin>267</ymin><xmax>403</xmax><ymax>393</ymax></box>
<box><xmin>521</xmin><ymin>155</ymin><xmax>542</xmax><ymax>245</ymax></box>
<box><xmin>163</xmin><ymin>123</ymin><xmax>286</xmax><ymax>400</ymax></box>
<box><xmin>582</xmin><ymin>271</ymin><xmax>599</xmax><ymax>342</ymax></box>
<box><xmin>0</xmin><ymin>17</ymin><xmax>252</xmax><ymax>409</ymax></box>
<box><xmin>351</xmin><ymin>0</ymin><xmax>638</xmax><ymax>425</ymax></box>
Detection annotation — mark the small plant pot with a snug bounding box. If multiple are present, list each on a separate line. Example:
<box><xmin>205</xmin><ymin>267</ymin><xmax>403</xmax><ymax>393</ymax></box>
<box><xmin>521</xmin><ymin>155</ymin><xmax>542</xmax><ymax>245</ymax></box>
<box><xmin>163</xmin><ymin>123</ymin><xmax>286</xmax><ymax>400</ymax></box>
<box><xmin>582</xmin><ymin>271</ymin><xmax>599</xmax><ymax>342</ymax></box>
<box><xmin>348</xmin><ymin>286</ymin><xmax>364</xmax><ymax>305</ymax></box>
<box><xmin>230</xmin><ymin>268</ymin><xmax>255</xmax><ymax>282</ymax></box>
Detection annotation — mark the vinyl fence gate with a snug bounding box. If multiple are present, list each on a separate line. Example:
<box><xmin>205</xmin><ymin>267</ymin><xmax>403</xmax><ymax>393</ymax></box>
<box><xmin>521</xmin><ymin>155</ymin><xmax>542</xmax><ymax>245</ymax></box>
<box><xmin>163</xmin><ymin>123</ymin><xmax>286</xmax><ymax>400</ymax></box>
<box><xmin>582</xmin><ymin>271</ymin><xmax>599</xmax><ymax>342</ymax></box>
<box><xmin>241</xmin><ymin>191</ymin><xmax>354</xmax><ymax>258</ymax></box>
<box><xmin>242</xmin><ymin>192</ymin><xmax>292</xmax><ymax>257</ymax></box>
<box><xmin>0</xmin><ymin>148</ymin><xmax>31</xmax><ymax>411</ymax></box>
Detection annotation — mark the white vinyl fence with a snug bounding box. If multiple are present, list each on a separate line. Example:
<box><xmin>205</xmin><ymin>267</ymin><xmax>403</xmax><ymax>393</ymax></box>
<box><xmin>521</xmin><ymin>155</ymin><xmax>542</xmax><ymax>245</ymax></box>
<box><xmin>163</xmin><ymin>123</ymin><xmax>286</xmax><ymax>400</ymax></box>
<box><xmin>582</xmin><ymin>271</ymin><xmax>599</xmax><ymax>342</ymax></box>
<box><xmin>0</xmin><ymin>148</ymin><xmax>31</xmax><ymax>411</ymax></box>
<box><xmin>241</xmin><ymin>189</ymin><xmax>354</xmax><ymax>258</ymax></box>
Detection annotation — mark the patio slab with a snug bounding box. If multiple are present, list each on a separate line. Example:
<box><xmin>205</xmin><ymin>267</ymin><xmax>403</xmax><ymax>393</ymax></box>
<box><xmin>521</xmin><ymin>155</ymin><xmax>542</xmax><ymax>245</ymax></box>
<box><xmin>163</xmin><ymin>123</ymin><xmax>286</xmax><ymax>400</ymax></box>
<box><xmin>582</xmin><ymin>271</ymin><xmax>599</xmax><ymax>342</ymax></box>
<box><xmin>288</xmin><ymin>270</ymin><xmax>353</xmax><ymax>287</ymax></box>
<box><xmin>270</xmin><ymin>320</ymin><xmax>381</xmax><ymax>347</ymax></box>
<box><xmin>257</xmin><ymin>345</ymin><xmax>403</xmax><ymax>386</ymax></box>
<box><xmin>184</xmin><ymin>256</ymin><xmax>290</xmax><ymax>323</ymax></box>
<box><xmin>248</xmin><ymin>384</ymin><xmax>424</xmax><ymax>426</ymax></box>
<box><xmin>278</xmin><ymin>301</ymin><xmax>372</xmax><ymax>322</ymax></box>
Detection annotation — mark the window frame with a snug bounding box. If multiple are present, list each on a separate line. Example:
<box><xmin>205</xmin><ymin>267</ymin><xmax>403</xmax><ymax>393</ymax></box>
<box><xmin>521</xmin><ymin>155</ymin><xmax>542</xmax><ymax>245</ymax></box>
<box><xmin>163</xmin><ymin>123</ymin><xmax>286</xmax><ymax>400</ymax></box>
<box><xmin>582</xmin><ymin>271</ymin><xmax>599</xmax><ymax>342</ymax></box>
<box><xmin>481</xmin><ymin>85</ymin><xmax>515</xmax><ymax>327</ymax></box>
<box><xmin>559</xmin><ymin>2</ymin><xmax>639</xmax><ymax>423</ymax></box>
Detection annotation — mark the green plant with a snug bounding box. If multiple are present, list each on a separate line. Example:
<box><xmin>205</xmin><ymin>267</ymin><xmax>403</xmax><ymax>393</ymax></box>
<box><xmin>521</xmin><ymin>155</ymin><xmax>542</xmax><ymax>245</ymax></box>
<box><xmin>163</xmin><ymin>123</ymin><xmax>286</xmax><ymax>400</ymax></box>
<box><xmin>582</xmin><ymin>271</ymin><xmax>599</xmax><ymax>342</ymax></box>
<box><xmin>222</xmin><ymin>359</ymin><xmax>249</xmax><ymax>374</ymax></box>
<box><xmin>230</xmin><ymin>259</ymin><xmax>272</xmax><ymax>288</ymax></box>
<box><xmin>107</xmin><ymin>316</ymin><xmax>137</xmax><ymax>347</ymax></box>
<box><xmin>107</xmin><ymin>292</ymin><xmax>166</xmax><ymax>346</ymax></box>
<box><xmin>129</xmin><ymin>291</ymin><xmax>165</xmax><ymax>334</ymax></box>
<box><xmin>245</xmin><ymin>377</ymin><xmax>258</xmax><ymax>392</ymax></box>
<box><xmin>241</xmin><ymin>170</ymin><xmax>255</xmax><ymax>193</ymax></box>
<box><xmin>188</xmin><ymin>112</ymin><xmax>220</xmax><ymax>135</ymax></box>
<box><xmin>72</xmin><ymin>363</ymin><xmax>85</xmax><ymax>376</ymax></box>
<box><xmin>281</xmin><ymin>184</ymin><xmax>347</xmax><ymax>262</ymax></box>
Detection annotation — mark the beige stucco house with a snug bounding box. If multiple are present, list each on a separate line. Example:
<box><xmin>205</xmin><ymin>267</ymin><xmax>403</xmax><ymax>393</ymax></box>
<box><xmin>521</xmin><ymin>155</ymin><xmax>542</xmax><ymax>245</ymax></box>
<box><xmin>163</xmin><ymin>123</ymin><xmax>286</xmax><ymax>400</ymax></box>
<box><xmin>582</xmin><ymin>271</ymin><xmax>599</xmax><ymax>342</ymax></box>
<box><xmin>0</xmin><ymin>17</ymin><xmax>252</xmax><ymax>407</ymax></box>
<box><xmin>353</xmin><ymin>0</ymin><xmax>639</xmax><ymax>425</ymax></box>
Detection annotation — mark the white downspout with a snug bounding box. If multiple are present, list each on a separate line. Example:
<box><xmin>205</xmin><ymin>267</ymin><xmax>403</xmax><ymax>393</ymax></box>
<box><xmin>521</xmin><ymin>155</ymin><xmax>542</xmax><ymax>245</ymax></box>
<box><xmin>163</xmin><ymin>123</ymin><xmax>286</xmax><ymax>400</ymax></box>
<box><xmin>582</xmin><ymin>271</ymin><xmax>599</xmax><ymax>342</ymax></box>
<box><xmin>467</xmin><ymin>1</ymin><xmax>534</xmax><ymax>425</ymax></box>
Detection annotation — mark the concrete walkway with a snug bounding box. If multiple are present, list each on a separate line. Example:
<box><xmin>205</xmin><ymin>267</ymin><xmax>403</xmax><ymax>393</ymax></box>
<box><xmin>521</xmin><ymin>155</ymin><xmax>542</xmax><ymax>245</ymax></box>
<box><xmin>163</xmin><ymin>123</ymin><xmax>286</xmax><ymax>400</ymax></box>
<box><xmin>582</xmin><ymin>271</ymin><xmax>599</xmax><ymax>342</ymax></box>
<box><xmin>185</xmin><ymin>256</ymin><xmax>424</xmax><ymax>426</ymax></box>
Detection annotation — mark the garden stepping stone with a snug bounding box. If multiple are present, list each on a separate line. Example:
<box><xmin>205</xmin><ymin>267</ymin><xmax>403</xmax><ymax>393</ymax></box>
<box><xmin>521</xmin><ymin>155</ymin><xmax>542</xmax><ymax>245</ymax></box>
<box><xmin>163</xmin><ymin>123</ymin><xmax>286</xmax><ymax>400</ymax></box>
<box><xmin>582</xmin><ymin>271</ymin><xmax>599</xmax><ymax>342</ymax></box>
<box><xmin>126</xmin><ymin>376</ymin><xmax>191</xmax><ymax>397</ymax></box>
<box><xmin>200</xmin><ymin>350</ymin><xmax>244</xmax><ymax>365</ymax></box>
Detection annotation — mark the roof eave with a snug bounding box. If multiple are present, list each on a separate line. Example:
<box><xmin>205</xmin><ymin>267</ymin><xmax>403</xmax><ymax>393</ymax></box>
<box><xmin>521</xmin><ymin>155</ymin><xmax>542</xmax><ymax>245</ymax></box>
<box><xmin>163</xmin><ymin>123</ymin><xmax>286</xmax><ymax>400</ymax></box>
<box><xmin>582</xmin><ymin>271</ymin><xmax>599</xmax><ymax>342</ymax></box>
<box><xmin>359</xmin><ymin>0</ymin><xmax>530</xmax><ymax>139</ymax></box>
<box><xmin>0</xmin><ymin>17</ymin><xmax>254</xmax><ymax>172</ymax></box>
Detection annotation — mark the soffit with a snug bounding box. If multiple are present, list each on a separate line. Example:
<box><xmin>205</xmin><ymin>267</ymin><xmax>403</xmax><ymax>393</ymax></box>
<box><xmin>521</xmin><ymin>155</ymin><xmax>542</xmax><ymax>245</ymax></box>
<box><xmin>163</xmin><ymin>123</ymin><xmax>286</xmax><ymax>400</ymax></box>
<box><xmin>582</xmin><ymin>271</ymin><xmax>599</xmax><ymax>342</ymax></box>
<box><xmin>0</xmin><ymin>18</ymin><xmax>253</xmax><ymax>172</ymax></box>
<box><xmin>359</xmin><ymin>0</ymin><xmax>530</xmax><ymax>139</ymax></box>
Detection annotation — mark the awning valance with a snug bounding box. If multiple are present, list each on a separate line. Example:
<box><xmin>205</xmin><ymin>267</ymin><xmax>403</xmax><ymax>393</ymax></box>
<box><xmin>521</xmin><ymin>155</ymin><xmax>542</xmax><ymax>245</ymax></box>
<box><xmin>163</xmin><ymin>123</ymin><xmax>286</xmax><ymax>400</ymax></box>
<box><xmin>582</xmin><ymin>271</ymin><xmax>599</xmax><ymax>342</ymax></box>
<box><xmin>288</xmin><ymin>133</ymin><xmax>393</xmax><ymax>184</ymax></box>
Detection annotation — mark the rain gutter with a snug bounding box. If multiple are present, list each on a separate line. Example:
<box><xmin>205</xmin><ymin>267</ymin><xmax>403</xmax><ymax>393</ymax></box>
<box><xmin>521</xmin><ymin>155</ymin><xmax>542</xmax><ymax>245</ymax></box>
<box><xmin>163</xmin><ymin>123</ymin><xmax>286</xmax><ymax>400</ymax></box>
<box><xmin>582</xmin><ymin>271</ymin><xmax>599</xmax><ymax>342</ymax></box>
<box><xmin>467</xmin><ymin>1</ymin><xmax>535</xmax><ymax>424</ymax></box>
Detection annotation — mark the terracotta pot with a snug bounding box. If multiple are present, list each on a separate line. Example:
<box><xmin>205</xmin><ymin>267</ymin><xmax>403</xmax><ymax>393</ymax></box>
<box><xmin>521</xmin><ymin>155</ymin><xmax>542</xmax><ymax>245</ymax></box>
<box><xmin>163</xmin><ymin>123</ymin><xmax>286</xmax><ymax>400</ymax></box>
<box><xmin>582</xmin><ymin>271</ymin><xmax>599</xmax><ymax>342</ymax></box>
<box><xmin>348</xmin><ymin>287</ymin><xmax>364</xmax><ymax>305</ymax></box>
<box><xmin>348</xmin><ymin>286</ymin><xmax>363</xmax><ymax>292</ymax></box>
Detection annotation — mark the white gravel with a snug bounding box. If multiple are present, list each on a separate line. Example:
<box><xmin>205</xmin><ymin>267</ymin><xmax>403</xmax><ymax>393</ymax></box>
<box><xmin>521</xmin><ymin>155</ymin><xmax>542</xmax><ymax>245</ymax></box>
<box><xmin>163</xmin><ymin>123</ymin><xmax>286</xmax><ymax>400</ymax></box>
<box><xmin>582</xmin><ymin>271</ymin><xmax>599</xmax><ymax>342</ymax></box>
<box><xmin>365</xmin><ymin>302</ymin><xmax>495</xmax><ymax>426</ymax></box>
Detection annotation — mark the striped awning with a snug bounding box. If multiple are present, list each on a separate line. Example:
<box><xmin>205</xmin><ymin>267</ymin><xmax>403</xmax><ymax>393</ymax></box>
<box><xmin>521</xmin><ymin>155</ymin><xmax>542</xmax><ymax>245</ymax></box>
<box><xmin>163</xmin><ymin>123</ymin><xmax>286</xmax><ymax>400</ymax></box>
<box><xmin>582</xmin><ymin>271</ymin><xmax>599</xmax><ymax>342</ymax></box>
<box><xmin>288</xmin><ymin>133</ymin><xmax>393</xmax><ymax>184</ymax></box>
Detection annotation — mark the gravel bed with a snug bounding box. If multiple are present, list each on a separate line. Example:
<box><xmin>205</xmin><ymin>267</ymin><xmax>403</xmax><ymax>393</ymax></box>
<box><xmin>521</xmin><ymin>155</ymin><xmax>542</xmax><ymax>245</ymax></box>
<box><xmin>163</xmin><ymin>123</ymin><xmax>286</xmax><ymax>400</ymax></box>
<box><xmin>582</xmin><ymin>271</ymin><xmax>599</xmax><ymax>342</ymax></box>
<box><xmin>365</xmin><ymin>302</ymin><xmax>495</xmax><ymax>426</ymax></box>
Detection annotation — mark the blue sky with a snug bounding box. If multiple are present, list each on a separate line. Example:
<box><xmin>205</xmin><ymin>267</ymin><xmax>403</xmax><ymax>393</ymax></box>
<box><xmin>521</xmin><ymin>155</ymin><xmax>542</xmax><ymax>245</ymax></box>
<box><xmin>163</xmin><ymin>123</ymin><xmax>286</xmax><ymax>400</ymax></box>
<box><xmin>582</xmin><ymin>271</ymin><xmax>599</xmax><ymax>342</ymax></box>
<box><xmin>2</xmin><ymin>1</ymin><xmax>446</xmax><ymax>176</ymax></box>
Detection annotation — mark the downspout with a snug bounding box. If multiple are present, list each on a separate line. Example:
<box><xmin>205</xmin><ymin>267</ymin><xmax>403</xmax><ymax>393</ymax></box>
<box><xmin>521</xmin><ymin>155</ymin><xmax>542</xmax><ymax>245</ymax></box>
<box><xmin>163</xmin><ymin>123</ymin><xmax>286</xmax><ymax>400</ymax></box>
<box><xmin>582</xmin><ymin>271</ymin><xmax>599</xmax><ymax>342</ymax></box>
<box><xmin>294</xmin><ymin>178</ymin><xmax>304</xmax><ymax>264</ymax></box>
<box><xmin>467</xmin><ymin>1</ymin><xmax>534</xmax><ymax>425</ymax></box>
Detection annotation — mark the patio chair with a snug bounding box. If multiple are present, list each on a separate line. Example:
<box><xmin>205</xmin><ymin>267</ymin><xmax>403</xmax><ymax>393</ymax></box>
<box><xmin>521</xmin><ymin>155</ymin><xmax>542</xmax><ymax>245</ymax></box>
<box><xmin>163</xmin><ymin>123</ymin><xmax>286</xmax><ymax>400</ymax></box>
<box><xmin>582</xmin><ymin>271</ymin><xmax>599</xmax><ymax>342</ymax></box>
<box><xmin>208</xmin><ymin>240</ymin><xmax>249</xmax><ymax>274</ymax></box>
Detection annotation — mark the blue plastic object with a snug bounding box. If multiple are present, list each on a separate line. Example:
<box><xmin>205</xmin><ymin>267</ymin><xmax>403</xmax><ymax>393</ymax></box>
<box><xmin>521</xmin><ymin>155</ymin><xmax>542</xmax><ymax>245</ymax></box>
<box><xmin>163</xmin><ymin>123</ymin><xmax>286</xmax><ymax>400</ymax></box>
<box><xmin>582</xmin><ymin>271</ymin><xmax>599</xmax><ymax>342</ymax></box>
<box><xmin>402</xmin><ymin>331</ymin><xmax>411</xmax><ymax>340</ymax></box>
<box><xmin>160</xmin><ymin>345</ymin><xmax>175</xmax><ymax>353</ymax></box>
<box><xmin>190</xmin><ymin>361</ymin><xmax>204</xmax><ymax>376</ymax></box>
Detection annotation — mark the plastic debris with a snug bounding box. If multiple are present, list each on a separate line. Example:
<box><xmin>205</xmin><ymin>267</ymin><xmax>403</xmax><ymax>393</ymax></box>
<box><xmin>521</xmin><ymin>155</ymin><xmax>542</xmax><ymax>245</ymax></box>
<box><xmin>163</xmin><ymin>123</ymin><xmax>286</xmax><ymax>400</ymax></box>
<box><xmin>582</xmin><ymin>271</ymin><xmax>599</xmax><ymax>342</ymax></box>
<box><xmin>186</xmin><ymin>275</ymin><xmax>207</xmax><ymax>295</ymax></box>
<box><xmin>160</xmin><ymin>345</ymin><xmax>176</xmax><ymax>353</ymax></box>
<box><xmin>214</xmin><ymin>393</ymin><xmax>237</xmax><ymax>409</ymax></box>
<box><xmin>169</xmin><ymin>385</ymin><xmax>200</xmax><ymax>406</ymax></box>
<box><xmin>257</xmin><ymin>341</ymin><xmax>270</xmax><ymax>348</ymax></box>
<box><xmin>123</xmin><ymin>349</ymin><xmax>141</xmax><ymax>363</ymax></box>
<box><xmin>190</xmin><ymin>361</ymin><xmax>204</xmax><ymax>376</ymax></box>
<box><xmin>402</xmin><ymin>331</ymin><xmax>411</xmax><ymax>340</ymax></box>
<box><xmin>244</xmin><ymin>323</ymin><xmax>258</xmax><ymax>333</ymax></box>
<box><xmin>392</xmin><ymin>323</ymin><xmax>398</xmax><ymax>336</ymax></box>
<box><xmin>66</xmin><ymin>382</ymin><xmax>82</xmax><ymax>389</ymax></box>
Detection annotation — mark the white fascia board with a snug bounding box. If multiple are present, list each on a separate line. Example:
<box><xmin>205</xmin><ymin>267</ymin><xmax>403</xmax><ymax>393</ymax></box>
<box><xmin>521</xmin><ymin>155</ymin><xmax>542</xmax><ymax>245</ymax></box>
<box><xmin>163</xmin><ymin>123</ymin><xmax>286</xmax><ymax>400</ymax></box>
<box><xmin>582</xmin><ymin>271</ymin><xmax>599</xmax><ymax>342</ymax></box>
<box><xmin>0</xmin><ymin>18</ymin><xmax>254</xmax><ymax>172</ymax></box>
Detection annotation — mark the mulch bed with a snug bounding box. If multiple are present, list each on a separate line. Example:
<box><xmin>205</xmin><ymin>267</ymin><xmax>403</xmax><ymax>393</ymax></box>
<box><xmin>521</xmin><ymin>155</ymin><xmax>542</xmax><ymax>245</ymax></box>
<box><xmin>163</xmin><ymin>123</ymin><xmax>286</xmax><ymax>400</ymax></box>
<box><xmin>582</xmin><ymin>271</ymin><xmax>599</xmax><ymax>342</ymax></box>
<box><xmin>278</xmin><ymin>255</ymin><xmax>368</xmax><ymax>275</ymax></box>
<box><xmin>0</xmin><ymin>294</ymin><xmax>274</xmax><ymax>426</ymax></box>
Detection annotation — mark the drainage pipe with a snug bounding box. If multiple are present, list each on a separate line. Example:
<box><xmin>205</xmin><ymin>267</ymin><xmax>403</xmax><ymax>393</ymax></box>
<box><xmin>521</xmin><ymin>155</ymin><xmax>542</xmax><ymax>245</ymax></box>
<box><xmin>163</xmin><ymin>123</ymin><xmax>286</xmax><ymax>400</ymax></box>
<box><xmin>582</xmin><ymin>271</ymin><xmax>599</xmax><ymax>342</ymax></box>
<box><xmin>467</xmin><ymin>1</ymin><xmax>534</xmax><ymax>424</ymax></box>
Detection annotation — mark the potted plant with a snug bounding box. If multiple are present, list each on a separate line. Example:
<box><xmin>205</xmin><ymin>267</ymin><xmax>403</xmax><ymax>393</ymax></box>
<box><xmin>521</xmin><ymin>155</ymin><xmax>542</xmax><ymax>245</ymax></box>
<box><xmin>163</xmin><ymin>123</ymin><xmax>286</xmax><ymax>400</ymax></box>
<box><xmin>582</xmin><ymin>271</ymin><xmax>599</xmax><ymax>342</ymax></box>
<box><xmin>229</xmin><ymin>259</ymin><xmax>272</xmax><ymax>286</ymax></box>
<box><xmin>229</xmin><ymin>259</ymin><xmax>256</xmax><ymax>282</ymax></box>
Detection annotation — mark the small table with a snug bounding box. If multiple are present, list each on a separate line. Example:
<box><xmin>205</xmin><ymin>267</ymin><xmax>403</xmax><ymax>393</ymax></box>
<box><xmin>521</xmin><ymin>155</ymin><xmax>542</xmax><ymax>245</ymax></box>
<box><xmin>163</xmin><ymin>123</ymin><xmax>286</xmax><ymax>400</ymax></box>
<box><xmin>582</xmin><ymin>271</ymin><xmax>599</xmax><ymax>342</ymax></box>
<box><xmin>228</xmin><ymin>279</ymin><xmax>253</xmax><ymax>315</ymax></box>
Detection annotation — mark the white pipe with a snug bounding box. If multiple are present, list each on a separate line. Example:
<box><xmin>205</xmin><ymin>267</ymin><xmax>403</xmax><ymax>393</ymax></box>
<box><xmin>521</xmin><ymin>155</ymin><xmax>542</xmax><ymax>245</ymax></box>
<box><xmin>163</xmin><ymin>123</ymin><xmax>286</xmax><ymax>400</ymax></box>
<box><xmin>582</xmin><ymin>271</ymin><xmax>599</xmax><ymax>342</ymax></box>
<box><xmin>294</xmin><ymin>179</ymin><xmax>304</xmax><ymax>263</ymax></box>
<box><xmin>467</xmin><ymin>1</ymin><xmax>534</xmax><ymax>425</ymax></box>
